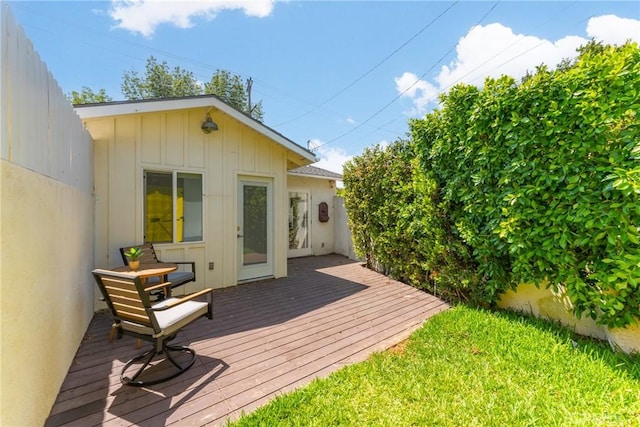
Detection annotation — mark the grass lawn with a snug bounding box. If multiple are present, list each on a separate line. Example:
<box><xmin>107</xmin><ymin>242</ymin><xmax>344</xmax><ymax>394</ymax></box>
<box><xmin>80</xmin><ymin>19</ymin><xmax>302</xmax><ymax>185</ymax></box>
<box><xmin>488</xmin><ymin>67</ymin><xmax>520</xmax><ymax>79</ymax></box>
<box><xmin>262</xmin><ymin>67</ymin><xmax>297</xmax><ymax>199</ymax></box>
<box><xmin>230</xmin><ymin>305</ymin><xmax>640</xmax><ymax>426</ymax></box>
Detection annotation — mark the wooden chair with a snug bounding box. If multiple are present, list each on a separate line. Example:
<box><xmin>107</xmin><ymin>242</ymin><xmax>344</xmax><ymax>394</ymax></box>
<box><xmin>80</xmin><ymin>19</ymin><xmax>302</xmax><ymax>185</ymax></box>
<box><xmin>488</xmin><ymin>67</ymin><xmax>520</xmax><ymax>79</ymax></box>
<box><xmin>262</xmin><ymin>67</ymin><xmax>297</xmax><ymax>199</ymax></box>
<box><xmin>92</xmin><ymin>268</ymin><xmax>213</xmax><ymax>387</ymax></box>
<box><xmin>120</xmin><ymin>243</ymin><xmax>196</xmax><ymax>296</ymax></box>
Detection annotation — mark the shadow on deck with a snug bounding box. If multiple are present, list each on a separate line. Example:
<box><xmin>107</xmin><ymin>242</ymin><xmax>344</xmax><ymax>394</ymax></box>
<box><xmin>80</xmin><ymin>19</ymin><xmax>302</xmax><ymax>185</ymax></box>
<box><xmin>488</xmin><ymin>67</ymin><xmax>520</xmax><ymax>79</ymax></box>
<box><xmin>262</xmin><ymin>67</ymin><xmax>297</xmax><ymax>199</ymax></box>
<box><xmin>46</xmin><ymin>254</ymin><xmax>449</xmax><ymax>426</ymax></box>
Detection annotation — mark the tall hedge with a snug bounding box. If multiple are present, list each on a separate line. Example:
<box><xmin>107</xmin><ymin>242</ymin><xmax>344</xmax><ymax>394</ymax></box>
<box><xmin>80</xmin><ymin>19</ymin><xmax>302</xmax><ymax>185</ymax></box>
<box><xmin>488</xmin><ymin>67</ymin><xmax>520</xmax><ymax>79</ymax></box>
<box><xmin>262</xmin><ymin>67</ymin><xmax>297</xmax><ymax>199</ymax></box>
<box><xmin>343</xmin><ymin>141</ymin><xmax>480</xmax><ymax>301</ymax></box>
<box><xmin>344</xmin><ymin>42</ymin><xmax>640</xmax><ymax>327</ymax></box>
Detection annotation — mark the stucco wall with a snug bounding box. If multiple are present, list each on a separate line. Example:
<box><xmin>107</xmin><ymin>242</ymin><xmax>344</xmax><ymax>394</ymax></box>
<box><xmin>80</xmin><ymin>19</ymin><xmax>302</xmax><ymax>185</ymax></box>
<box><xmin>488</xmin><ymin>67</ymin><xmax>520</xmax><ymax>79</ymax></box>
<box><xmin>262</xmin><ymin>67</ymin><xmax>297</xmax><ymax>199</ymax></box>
<box><xmin>1</xmin><ymin>6</ymin><xmax>94</xmax><ymax>426</ymax></box>
<box><xmin>1</xmin><ymin>162</ymin><xmax>94</xmax><ymax>426</ymax></box>
<box><xmin>85</xmin><ymin>107</ymin><xmax>291</xmax><ymax>306</ymax></box>
<box><xmin>498</xmin><ymin>283</ymin><xmax>640</xmax><ymax>353</ymax></box>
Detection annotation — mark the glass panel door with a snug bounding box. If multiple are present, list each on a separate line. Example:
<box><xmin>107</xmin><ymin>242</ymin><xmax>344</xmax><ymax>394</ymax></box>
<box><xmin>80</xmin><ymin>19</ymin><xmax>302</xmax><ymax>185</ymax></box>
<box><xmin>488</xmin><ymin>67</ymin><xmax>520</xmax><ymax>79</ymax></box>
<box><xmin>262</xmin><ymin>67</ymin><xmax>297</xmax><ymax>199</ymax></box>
<box><xmin>238</xmin><ymin>179</ymin><xmax>273</xmax><ymax>281</ymax></box>
<box><xmin>288</xmin><ymin>190</ymin><xmax>312</xmax><ymax>258</ymax></box>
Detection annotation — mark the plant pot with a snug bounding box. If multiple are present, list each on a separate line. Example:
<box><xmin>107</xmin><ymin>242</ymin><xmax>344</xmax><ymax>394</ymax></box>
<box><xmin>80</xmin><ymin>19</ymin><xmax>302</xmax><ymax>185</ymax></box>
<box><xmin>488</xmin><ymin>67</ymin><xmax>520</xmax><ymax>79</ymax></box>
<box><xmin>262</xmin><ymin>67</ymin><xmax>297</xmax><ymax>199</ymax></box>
<box><xmin>128</xmin><ymin>260</ymin><xmax>140</xmax><ymax>271</ymax></box>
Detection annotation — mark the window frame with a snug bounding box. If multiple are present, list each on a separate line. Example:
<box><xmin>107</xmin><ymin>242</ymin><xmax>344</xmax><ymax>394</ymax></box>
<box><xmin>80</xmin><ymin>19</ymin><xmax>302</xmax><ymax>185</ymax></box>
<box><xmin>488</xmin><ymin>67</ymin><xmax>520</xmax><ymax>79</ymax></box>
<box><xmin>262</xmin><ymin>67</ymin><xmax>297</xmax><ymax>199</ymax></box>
<box><xmin>143</xmin><ymin>169</ymin><xmax>205</xmax><ymax>244</ymax></box>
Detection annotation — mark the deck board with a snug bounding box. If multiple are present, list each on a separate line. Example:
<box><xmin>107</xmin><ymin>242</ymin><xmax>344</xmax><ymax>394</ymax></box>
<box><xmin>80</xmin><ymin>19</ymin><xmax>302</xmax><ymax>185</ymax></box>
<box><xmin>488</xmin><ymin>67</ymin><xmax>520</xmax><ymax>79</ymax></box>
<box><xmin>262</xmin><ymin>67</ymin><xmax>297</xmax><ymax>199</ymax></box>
<box><xmin>46</xmin><ymin>255</ymin><xmax>448</xmax><ymax>427</ymax></box>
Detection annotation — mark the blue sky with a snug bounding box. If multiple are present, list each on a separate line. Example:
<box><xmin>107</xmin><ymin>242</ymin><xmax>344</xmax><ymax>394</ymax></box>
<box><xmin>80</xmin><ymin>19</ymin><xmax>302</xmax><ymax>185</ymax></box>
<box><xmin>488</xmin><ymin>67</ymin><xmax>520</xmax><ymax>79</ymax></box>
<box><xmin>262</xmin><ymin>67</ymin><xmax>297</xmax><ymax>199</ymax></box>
<box><xmin>7</xmin><ymin>1</ymin><xmax>640</xmax><ymax>173</ymax></box>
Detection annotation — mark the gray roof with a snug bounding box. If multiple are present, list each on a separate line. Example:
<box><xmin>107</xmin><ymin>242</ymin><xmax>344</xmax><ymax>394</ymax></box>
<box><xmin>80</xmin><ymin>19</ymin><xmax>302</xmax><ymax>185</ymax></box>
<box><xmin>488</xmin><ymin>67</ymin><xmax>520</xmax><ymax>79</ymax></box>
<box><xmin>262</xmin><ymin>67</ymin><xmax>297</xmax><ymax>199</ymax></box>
<box><xmin>288</xmin><ymin>165</ymin><xmax>343</xmax><ymax>180</ymax></box>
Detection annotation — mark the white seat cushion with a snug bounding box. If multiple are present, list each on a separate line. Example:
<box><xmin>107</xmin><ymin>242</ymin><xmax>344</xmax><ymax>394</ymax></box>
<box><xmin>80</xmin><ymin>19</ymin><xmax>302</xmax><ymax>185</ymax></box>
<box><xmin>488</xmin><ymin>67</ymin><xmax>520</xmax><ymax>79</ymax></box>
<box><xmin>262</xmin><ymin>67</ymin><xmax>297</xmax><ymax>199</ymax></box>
<box><xmin>122</xmin><ymin>298</ymin><xmax>208</xmax><ymax>337</ymax></box>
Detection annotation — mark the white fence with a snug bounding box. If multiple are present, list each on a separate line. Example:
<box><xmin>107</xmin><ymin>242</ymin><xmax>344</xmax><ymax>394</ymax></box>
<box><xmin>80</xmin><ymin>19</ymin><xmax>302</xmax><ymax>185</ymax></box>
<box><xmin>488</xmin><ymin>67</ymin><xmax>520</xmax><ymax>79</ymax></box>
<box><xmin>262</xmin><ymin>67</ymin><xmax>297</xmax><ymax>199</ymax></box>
<box><xmin>1</xmin><ymin>4</ymin><xmax>91</xmax><ymax>192</ymax></box>
<box><xmin>334</xmin><ymin>196</ymin><xmax>357</xmax><ymax>260</ymax></box>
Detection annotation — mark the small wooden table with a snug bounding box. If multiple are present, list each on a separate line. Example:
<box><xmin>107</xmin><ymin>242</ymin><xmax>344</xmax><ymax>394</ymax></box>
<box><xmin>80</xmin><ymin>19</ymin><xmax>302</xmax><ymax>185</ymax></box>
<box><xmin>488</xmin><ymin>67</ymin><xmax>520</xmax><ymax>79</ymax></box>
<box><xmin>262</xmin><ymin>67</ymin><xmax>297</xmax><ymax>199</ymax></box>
<box><xmin>112</xmin><ymin>263</ymin><xmax>178</xmax><ymax>281</ymax></box>
<box><xmin>112</xmin><ymin>262</ymin><xmax>178</xmax><ymax>297</ymax></box>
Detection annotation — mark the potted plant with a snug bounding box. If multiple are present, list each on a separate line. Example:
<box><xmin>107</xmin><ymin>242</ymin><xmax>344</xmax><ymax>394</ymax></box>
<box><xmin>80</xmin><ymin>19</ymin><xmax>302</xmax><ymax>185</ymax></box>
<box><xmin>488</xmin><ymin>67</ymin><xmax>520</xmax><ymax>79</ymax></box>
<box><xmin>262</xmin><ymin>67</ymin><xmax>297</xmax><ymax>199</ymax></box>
<box><xmin>124</xmin><ymin>247</ymin><xmax>143</xmax><ymax>271</ymax></box>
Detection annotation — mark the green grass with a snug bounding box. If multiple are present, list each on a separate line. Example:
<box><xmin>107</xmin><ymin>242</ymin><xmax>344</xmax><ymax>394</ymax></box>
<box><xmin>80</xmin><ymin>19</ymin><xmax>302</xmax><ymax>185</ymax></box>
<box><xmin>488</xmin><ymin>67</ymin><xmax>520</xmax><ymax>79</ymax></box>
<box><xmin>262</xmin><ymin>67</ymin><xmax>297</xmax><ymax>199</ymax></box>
<box><xmin>230</xmin><ymin>306</ymin><xmax>640</xmax><ymax>427</ymax></box>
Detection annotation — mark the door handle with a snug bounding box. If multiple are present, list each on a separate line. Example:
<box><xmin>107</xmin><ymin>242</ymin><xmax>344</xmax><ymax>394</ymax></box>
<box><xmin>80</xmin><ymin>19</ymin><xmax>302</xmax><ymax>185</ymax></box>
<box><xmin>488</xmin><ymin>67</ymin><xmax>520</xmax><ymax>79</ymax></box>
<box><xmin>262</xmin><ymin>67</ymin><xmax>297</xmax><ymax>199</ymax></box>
<box><xmin>237</xmin><ymin>234</ymin><xmax>244</xmax><ymax>238</ymax></box>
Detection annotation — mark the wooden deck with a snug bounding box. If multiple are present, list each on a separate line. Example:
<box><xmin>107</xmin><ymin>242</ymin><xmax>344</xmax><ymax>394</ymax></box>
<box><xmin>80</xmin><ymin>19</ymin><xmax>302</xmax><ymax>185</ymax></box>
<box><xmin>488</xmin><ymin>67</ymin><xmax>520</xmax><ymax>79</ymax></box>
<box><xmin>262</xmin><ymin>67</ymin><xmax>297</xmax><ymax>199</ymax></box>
<box><xmin>46</xmin><ymin>255</ymin><xmax>448</xmax><ymax>426</ymax></box>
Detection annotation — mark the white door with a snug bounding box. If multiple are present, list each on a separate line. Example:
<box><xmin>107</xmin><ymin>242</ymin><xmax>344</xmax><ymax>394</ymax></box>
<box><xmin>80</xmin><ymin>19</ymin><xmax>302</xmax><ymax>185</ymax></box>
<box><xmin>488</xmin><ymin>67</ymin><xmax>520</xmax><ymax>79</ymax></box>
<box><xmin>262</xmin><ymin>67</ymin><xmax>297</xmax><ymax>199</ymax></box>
<box><xmin>288</xmin><ymin>190</ymin><xmax>312</xmax><ymax>258</ymax></box>
<box><xmin>237</xmin><ymin>178</ymin><xmax>273</xmax><ymax>282</ymax></box>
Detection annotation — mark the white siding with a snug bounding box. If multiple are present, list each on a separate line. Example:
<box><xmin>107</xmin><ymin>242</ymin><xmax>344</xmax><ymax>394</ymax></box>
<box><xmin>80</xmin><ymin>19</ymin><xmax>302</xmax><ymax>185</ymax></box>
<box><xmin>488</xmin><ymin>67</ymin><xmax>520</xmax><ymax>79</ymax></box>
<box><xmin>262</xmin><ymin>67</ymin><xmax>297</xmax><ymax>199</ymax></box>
<box><xmin>87</xmin><ymin>108</ymin><xmax>290</xmax><ymax>299</ymax></box>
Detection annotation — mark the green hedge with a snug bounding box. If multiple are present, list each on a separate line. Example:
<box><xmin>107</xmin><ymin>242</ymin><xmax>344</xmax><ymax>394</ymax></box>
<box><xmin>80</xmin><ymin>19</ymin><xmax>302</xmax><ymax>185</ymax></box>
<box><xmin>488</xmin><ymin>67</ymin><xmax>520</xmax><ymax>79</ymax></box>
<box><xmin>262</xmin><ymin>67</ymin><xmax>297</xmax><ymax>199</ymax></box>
<box><xmin>343</xmin><ymin>42</ymin><xmax>640</xmax><ymax>327</ymax></box>
<box><xmin>343</xmin><ymin>141</ymin><xmax>480</xmax><ymax>302</ymax></box>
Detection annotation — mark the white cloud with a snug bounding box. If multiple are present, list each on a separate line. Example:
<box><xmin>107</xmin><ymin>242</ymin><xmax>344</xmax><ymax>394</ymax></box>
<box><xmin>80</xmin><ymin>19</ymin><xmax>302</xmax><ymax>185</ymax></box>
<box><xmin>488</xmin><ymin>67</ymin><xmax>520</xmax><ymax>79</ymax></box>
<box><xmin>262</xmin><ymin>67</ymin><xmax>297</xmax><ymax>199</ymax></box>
<box><xmin>436</xmin><ymin>23</ymin><xmax>585</xmax><ymax>89</ymax></box>
<box><xmin>397</xmin><ymin>15</ymin><xmax>640</xmax><ymax>114</ymax></box>
<box><xmin>308</xmin><ymin>139</ymin><xmax>352</xmax><ymax>176</ymax></box>
<box><xmin>109</xmin><ymin>0</ymin><xmax>275</xmax><ymax>37</ymax></box>
<box><xmin>395</xmin><ymin>71</ymin><xmax>439</xmax><ymax>115</ymax></box>
<box><xmin>587</xmin><ymin>15</ymin><xmax>640</xmax><ymax>45</ymax></box>
<box><xmin>307</xmin><ymin>139</ymin><xmax>390</xmax><ymax>185</ymax></box>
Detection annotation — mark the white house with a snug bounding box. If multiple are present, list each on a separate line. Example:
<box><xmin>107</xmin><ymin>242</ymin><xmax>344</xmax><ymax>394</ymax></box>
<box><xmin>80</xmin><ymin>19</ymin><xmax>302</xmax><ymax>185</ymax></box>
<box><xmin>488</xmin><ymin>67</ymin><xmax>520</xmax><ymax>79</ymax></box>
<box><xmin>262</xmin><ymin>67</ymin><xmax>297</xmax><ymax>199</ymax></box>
<box><xmin>75</xmin><ymin>97</ymin><xmax>346</xmax><ymax>308</ymax></box>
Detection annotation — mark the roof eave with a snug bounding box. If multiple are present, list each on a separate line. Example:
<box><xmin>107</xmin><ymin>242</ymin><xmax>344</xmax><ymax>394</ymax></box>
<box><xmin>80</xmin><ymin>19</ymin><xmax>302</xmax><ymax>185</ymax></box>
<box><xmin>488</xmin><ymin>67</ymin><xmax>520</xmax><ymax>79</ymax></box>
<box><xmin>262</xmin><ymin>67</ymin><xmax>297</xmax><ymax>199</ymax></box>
<box><xmin>75</xmin><ymin>96</ymin><xmax>317</xmax><ymax>164</ymax></box>
<box><xmin>287</xmin><ymin>171</ymin><xmax>342</xmax><ymax>180</ymax></box>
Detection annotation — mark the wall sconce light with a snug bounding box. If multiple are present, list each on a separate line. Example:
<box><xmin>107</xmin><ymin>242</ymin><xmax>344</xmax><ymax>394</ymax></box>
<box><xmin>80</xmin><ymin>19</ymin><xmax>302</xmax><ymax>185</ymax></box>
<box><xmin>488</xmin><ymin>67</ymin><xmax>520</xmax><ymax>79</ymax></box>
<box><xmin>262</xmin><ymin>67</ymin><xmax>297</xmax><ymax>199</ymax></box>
<box><xmin>201</xmin><ymin>110</ymin><xmax>219</xmax><ymax>134</ymax></box>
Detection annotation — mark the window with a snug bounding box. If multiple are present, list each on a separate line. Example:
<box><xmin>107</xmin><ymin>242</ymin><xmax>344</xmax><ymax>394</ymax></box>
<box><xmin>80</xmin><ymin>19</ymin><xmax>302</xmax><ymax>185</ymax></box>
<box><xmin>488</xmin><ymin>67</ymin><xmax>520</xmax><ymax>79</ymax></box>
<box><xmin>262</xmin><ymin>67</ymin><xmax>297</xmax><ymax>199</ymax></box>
<box><xmin>144</xmin><ymin>171</ymin><xmax>203</xmax><ymax>243</ymax></box>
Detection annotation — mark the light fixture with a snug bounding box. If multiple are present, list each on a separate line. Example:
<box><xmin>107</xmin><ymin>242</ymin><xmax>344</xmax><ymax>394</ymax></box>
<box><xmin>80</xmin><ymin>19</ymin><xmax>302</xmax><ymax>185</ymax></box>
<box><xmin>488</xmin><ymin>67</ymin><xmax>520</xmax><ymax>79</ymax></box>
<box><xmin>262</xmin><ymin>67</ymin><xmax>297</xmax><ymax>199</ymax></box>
<box><xmin>201</xmin><ymin>111</ymin><xmax>219</xmax><ymax>134</ymax></box>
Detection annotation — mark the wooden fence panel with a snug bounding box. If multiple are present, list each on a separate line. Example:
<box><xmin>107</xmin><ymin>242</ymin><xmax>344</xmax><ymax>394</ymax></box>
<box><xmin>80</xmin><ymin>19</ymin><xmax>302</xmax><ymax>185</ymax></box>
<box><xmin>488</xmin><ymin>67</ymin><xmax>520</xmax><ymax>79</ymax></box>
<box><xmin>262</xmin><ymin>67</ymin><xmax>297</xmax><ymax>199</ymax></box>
<box><xmin>0</xmin><ymin>4</ymin><xmax>92</xmax><ymax>193</ymax></box>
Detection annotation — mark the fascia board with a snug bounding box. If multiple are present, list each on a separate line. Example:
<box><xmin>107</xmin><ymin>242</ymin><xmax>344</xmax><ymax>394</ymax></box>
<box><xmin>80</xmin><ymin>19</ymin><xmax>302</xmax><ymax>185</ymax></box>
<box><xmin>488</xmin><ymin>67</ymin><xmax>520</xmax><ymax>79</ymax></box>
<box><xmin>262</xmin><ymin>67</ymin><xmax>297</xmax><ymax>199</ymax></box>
<box><xmin>287</xmin><ymin>172</ymin><xmax>341</xmax><ymax>179</ymax></box>
<box><xmin>74</xmin><ymin>97</ymin><xmax>217</xmax><ymax>119</ymax></box>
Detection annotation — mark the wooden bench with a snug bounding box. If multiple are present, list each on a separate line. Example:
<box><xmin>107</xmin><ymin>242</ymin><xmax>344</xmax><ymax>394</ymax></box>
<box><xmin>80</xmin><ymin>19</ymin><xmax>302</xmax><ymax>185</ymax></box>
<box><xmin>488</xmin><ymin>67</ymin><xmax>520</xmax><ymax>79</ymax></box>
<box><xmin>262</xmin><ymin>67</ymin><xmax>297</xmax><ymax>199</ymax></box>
<box><xmin>119</xmin><ymin>243</ymin><xmax>196</xmax><ymax>295</ymax></box>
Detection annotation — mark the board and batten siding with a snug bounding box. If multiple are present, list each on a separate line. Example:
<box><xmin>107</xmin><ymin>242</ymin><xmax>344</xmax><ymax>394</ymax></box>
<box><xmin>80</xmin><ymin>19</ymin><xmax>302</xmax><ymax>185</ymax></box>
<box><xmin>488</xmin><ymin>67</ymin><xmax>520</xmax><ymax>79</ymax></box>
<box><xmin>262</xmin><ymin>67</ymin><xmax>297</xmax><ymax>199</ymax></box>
<box><xmin>87</xmin><ymin>107</ymin><xmax>289</xmax><ymax>306</ymax></box>
<box><xmin>1</xmin><ymin>5</ymin><xmax>94</xmax><ymax>426</ymax></box>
